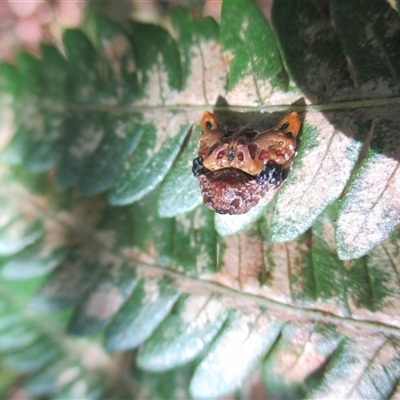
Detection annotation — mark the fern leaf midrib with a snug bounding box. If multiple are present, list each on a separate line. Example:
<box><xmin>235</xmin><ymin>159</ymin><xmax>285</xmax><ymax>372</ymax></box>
<box><xmin>7</xmin><ymin>189</ymin><xmax>400</xmax><ymax>339</ymax></box>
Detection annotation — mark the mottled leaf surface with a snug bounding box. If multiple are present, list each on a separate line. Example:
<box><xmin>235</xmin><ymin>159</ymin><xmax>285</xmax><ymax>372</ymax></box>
<box><xmin>67</xmin><ymin>263</ymin><xmax>138</xmax><ymax>335</ymax></box>
<box><xmin>137</xmin><ymin>295</ymin><xmax>230</xmax><ymax>371</ymax></box>
<box><xmin>337</xmin><ymin>108</ymin><xmax>400</xmax><ymax>259</ymax></box>
<box><xmin>158</xmin><ymin>127</ymin><xmax>202</xmax><ymax>217</ymax></box>
<box><xmin>221</xmin><ymin>0</ymin><xmax>288</xmax><ymax>106</ymax></box>
<box><xmin>191</xmin><ymin>310</ymin><xmax>282</xmax><ymax>398</ymax></box>
<box><xmin>262</xmin><ymin>324</ymin><xmax>341</xmax><ymax>398</ymax></box>
<box><xmin>105</xmin><ymin>277</ymin><xmax>179</xmax><ymax>352</ymax></box>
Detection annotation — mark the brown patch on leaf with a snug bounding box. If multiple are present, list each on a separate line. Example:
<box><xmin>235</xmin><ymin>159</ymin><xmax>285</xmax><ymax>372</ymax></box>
<box><xmin>102</xmin><ymin>34</ymin><xmax>134</xmax><ymax>87</ymax></box>
<box><xmin>123</xmin><ymin>245</ymin><xmax>157</xmax><ymax>266</ymax></box>
<box><xmin>84</xmin><ymin>282</ymin><xmax>124</xmax><ymax>320</ymax></box>
<box><xmin>211</xmin><ymin>231</ymin><xmax>265</xmax><ymax>291</ymax></box>
<box><xmin>268</xmin><ymin>324</ymin><xmax>338</xmax><ymax>385</ymax></box>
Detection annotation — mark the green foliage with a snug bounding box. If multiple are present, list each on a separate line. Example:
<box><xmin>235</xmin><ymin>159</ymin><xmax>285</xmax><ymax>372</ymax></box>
<box><xmin>1</xmin><ymin>0</ymin><xmax>400</xmax><ymax>398</ymax></box>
